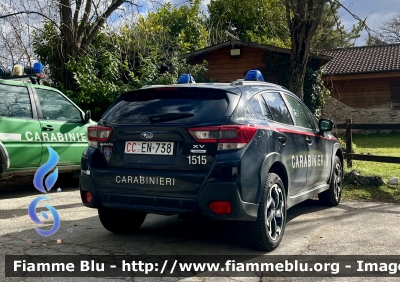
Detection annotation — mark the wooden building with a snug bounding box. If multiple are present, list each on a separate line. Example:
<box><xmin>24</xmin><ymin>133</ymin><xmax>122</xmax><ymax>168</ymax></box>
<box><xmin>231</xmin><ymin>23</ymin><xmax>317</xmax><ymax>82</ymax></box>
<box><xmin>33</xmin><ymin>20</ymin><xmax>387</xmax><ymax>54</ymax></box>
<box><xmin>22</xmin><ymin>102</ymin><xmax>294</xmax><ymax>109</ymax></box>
<box><xmin>321</xmin><ymin>44</ymin><xmax>400</xmax><ymax>110</ymax></box>
<box><xmin>183</xmin><ymin>40</ymin><xmax>330</xmax><ymax>84</ymax></box>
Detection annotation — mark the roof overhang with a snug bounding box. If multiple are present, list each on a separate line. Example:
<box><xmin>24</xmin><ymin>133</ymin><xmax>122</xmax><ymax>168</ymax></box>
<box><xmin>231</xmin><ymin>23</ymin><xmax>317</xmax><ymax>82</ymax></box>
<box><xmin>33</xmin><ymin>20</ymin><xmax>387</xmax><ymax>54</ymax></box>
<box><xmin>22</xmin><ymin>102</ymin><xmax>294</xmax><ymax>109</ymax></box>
<box><xmin>183</xmin><ymin>40</ymin><xmax>332</xmax><ymax>65</ymax></box>
<box><xmin>322</xmin><ymin>70</ymin><xmax>400</xmax><ymax>81</ymax></box>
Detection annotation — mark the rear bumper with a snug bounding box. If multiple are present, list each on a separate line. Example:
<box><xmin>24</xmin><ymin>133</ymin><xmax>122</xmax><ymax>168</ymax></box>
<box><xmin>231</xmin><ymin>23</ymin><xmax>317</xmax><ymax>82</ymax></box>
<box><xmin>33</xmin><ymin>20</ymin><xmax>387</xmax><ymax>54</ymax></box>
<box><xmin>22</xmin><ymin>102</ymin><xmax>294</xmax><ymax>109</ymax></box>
<box><xmin>80</xmin><ymin>174</ymin><xmax>258</xmax><ymax>221</ymax></box>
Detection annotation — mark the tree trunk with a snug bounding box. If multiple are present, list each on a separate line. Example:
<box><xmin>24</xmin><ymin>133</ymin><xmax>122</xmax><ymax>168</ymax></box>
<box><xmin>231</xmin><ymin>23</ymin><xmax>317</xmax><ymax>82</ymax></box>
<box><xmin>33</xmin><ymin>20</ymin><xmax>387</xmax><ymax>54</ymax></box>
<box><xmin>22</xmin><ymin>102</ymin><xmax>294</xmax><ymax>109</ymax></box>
<box><xmin>57</xmin><ymin>0</ymin><xmax>126</xmax><ymax>92</ymax></box>
<box><xmin>289</xmin><ymin>27</ymin><xmax>311</xmax><ymax>99</ymax></box>
<box><xmin>285</xmin><ymin>0</ymin><xmax>327</xmax><ymax>99</ymax></box>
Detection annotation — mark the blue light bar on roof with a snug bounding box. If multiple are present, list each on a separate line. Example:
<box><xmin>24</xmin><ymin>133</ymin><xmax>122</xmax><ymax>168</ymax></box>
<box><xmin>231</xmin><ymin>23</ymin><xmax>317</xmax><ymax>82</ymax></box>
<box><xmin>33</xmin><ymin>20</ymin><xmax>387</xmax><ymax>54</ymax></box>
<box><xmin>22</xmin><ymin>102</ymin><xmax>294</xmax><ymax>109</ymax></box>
<box><xmin>33</xmin><ymin>62</ymin><xmax>43</xmax><ymax>74</ymax></box>
<box><xmin>177</xmin><ymin>74</ymin><xmax>195</xmax><ymax>84</ymax></box>
<box><xmin>244</xmin><ymin>70</ymin><xmax>265</xmax><ymax>82</ymax></box>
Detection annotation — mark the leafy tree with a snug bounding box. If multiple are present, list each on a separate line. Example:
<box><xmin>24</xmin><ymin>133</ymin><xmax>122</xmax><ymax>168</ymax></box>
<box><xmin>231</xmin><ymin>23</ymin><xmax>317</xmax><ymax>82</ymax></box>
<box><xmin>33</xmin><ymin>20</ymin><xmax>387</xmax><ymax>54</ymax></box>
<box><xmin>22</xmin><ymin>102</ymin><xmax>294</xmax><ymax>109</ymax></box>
<box><xmin>283</xmin><ymin>0</ymin><xmax>368</xmax><ymax>100</ymax></box>
<box><xmin>207</xmin><ymin>0</ymin><xmax>290</xmax><ymax>47</ymax></box>
<box><xmin>4</xmin><ymin>0</ymin><xmax>140</xmax><ymax>92</ymax></box>
<box><xmin>207</xmin><ymin>0</ymin><xmax>366</xmax><ymax>103</ymax></box>
<box><xmin>366</xmin><ymin>11</ymin><xmax>400</xmax><ymax>45</ymax></box>
<box><xmin>366</xmin><ymin>36</ymin><xmax>387</xmax><ymax>46</ymax></box>
<box><xmin>64</xmin><ymin>31</ymin><xmax>207</xmax><ymax>119</ymax></box>
<box><xmin>56</xmin><ymin>1</ymin><xmax>209</xmax><ymax>119</ymax></box>
<box><xmin>140</xmin><ymin>0</ymin><xmax>209</xmax><ymax>53</ymax></box>
<box><xmin>311</xmin><ymin>2</ymin><xmax>363</xmax><ymax>50</ymax></box>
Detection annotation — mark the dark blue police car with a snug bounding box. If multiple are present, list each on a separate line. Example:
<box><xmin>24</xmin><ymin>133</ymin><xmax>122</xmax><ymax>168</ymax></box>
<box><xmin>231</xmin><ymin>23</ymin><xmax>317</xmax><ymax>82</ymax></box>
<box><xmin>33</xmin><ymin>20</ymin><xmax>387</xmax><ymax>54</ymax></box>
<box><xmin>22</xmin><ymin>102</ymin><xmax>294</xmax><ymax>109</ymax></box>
<box><xmin>80</xmin><ymin>70</ymin><xmax>343</xmax><ymax>251</ymax></box>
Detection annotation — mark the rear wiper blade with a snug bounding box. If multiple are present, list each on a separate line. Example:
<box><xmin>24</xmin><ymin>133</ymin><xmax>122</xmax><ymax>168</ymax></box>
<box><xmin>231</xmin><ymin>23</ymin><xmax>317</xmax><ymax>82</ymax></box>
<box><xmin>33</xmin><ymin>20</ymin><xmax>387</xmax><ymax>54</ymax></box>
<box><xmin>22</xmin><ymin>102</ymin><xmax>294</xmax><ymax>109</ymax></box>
<box><xmin>148</xmin><ymin>113</ymin><xmax>194</xmax><ymax>123</ymax></box>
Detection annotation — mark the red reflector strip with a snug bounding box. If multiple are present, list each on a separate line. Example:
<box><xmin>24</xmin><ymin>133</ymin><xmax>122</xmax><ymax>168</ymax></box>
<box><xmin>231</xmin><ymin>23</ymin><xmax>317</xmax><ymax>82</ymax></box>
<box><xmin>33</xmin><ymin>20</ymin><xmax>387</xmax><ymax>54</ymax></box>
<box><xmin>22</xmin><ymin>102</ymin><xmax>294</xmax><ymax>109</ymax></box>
<box><xmin>209</xmin><ymin>201</ymin><xmax>231</xmax><ymax>214</ymax></box>
<box><xmin>84</xmin><ymin>192</ymin><xmax>92</xmax><ymax>203</ymax></box>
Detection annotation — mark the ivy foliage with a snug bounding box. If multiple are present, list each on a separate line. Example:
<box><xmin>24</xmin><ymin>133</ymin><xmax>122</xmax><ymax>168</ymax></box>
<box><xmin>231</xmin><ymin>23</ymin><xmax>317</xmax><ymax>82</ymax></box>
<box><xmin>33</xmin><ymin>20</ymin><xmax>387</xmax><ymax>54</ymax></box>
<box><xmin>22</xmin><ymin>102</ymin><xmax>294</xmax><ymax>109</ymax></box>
<box><xmin>263</xmin><ymin>52</ymin><xmax>329</xmax><ymax>116</ymax></box>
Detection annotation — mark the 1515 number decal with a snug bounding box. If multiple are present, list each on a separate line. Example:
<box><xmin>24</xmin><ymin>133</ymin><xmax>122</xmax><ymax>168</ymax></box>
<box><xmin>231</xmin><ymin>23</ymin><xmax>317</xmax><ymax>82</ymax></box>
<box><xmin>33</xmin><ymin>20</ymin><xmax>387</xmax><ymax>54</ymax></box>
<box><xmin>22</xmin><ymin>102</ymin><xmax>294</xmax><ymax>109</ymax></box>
<box><xmin>187</xmin><ymin>155</ymin><xmax>207</xmax><ymax>165</ymax></box>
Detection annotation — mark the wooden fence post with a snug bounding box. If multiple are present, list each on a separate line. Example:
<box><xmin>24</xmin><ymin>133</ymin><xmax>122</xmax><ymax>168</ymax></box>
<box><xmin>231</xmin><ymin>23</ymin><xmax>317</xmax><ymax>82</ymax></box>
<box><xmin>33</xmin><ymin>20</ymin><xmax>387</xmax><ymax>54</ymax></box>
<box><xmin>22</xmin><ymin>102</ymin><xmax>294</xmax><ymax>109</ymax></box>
<box><xmin>345</xmin><ymin>118</ymin><xmax>353</xmax><ymax>168</ymax></box>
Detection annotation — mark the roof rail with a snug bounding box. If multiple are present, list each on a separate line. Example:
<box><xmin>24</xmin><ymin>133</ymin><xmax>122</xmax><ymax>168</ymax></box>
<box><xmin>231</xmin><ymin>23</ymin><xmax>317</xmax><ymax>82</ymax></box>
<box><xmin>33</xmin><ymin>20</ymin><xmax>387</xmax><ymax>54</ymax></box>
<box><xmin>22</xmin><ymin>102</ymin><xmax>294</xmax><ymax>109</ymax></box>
<box><xmin>230</xmin><ymin>79</ymin><xmax>286</xmax><ymax>89</ymax></box>
<box><xmin>0</xmin><ymin>74</ymin><xmax>44</xmax><ymax>84</ymax></box>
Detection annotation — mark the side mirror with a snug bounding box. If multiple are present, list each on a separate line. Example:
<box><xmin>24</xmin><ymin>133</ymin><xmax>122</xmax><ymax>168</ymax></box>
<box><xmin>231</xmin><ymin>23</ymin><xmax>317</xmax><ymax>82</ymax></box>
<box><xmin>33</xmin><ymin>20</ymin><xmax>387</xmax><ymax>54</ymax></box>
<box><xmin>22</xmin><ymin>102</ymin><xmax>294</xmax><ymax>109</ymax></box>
<box><xmin>319</xmin><ymin>119</ymin><xmax>333</xmax><ymax>132</ymax></box>
<box><xmin>84</xmin><ymin>110</ymin><xmax>91</xmax><ymax>123</ymax></box>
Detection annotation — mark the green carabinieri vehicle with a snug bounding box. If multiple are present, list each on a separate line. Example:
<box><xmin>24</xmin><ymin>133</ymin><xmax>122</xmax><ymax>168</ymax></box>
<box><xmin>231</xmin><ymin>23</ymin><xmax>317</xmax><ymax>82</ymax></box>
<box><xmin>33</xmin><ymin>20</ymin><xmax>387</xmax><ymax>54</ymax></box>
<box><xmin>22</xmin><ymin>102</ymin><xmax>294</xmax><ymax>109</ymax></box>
<box><xmin>0</xmin><ymin>76</ymin><xmax>96</xmax><ymax>180</ymax></box>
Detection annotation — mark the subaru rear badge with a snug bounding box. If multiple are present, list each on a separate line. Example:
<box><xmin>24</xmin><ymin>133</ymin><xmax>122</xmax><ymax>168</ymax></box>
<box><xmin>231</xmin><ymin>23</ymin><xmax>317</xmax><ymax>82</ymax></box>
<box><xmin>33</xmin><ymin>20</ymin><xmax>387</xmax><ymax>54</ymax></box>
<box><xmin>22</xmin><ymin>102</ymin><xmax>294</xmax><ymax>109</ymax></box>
<box><xmin>140</xmin><ymin>132</ymin><xmax>153</xmax><ymax>140</ymax></box>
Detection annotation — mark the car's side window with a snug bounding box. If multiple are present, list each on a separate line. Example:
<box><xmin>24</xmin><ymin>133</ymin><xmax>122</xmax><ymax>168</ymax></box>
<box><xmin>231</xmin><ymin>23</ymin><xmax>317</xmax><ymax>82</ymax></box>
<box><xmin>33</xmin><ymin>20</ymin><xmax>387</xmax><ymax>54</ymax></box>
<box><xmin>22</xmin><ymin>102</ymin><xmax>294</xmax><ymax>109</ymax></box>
<box><xmin>247</xmin><ymin>95</ymin><xmax>264</xmax><ymax>120</ymax></box>
<box><xmin>284</xmin><ymin>94</ymin><xmax>317</xmax><ymax>130</ymax></box>
<box><xmin>261</xmin><ymin>92</ymin><xmax>293</xmax><ymax>125</ymax></box>
<box><xmin>244</xmin><ymin>105</ymin><xmax>256</xmax><ymax>120</ymax></box>
<box><xmin>36</xmin><ymin>88</ymin><xmax>82</xmax><ymax>122</ymax></box>
<box><xmin>258</xmin><ymin>94</ymin><xmax>274</xmax><ymax>120</ymax></box>
<box><xmin>0</xmin><ymin>84</ymin><xmax>32</xmax><ymax>119</ymax></box>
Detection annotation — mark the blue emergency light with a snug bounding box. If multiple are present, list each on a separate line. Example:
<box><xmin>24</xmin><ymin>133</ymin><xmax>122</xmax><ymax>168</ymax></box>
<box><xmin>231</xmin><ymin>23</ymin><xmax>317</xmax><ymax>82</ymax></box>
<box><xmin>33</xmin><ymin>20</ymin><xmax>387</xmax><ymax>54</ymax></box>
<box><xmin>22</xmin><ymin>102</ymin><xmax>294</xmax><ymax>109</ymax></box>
<box><xmin>33</xmin><ymin>62</ymin><xmax>43</xmax><ymax>74</ymax></box>
<box><xmin>244</xmin><ymin>70</ymin><xmax>265</xmax><ymax>82</ymax></box>
<box><xmin>177</xmin><ymin>74</ymin><xmax>195</xmax><ymax>84</ymax></box>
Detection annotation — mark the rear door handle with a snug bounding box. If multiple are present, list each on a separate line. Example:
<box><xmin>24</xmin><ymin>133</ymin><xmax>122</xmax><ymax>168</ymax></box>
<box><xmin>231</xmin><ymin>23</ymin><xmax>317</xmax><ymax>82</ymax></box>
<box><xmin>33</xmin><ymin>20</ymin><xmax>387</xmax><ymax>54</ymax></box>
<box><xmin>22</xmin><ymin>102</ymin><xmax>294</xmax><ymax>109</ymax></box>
<box><xmin>306</xmin><ymin>136</ymin><xmax>312</xmax><ymax>144</ymax></box>
<box><xmin>42</xmin><ymin>125</ymin><xmax>54</xmax><ymax>131</ymax></box>
<box><xmin>278</xmin><ymin>136</ymin><xmax>286</xmax><ymax>144</ymax></box>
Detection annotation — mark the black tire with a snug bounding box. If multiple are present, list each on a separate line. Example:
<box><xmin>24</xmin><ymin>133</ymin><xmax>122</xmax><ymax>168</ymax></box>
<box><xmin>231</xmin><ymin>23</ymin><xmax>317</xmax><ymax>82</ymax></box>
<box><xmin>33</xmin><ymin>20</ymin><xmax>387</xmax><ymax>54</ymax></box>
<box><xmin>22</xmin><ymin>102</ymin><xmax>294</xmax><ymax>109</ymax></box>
<box><xmin>98</xmin><ymin>206</ymin><xmax>147</xmax><ymax>234</ymax></box>
<box><xmin>318</xmin><ymin>156</ymin><xmax>343</xmax><ymax>206</ymax></box>
<box><xmin>247</xmin><ymin>173</ymin><xmax>287</xmax><ymax>252</ymax></box>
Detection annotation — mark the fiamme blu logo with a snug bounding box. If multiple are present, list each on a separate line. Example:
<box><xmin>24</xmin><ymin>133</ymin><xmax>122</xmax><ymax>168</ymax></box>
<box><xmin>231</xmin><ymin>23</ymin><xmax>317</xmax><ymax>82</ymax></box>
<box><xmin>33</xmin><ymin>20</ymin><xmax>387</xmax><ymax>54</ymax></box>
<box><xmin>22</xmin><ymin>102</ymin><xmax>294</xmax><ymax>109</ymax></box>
<box><xmin>28</xmin><ymin>147</ymin><xmax>60</xmax><ymax>236</ymax></box>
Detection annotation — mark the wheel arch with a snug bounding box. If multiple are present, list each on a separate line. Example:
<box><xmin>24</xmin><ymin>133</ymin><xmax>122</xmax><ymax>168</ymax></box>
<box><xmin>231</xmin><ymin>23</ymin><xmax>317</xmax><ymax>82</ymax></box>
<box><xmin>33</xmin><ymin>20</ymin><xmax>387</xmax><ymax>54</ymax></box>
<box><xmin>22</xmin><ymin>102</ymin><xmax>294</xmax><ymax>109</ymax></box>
<box><xmin>268</xmin><ymin>162</ymin><xmax>288</xmax><ymax>197</ymax></box>
<box><xmin>329</xmin><ymin>143</ymin><xmax>344</xmax><ymax>183</ymax></box>
<box><xmin>260</xmin><ymin>152</ymin><xmax>289</xmax><ymax>203</ymax></box>
<box><xmin>335</xmin><ymin>147</ymin><xmax>344</xmax><ymax>165</ymax></box>
<box><xmin>0</xmin><ymin>141</ymin><xmax>10</xmax><ymax>173</ymax></box>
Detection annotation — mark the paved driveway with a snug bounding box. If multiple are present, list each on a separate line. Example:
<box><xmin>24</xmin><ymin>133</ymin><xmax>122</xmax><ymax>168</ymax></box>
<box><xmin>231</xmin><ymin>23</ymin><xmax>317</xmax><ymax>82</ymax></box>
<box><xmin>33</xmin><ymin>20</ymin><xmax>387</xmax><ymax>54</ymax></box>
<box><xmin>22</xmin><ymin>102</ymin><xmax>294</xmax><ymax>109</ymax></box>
<box><xmin>1</xmin><ymin>178</ymin><xmax>400</xmax><ymax>281</ymax></box>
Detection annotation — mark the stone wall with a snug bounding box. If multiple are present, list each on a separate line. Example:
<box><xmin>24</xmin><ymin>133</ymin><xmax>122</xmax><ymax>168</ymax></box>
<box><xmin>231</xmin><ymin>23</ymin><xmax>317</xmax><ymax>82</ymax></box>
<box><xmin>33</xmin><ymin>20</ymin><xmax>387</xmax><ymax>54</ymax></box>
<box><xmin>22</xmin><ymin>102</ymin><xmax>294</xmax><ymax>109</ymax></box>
<box><xmin>321</xmin><ymin>96</ymin><xmax>400</xmax><ymax>126</ymax></box>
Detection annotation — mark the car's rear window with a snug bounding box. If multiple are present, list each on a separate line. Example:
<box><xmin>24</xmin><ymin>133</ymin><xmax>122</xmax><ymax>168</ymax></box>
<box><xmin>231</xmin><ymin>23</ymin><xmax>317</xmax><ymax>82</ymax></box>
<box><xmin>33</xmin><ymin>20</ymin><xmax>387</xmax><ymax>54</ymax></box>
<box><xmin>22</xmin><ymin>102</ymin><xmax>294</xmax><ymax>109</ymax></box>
<box><xmin>102</xmin><ymin>88</ymin><xmax>233</xmax><ymax>124</ymax></box>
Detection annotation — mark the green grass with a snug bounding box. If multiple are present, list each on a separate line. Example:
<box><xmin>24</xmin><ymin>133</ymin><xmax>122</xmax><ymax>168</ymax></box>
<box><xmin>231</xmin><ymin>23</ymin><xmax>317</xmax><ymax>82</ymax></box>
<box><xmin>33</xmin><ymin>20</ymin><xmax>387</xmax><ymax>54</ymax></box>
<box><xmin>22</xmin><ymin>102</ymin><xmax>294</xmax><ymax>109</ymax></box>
<box><xmin>340</xmin><ymin>133</ymin><xmax>400</xmax><ymax>203</ymax></box>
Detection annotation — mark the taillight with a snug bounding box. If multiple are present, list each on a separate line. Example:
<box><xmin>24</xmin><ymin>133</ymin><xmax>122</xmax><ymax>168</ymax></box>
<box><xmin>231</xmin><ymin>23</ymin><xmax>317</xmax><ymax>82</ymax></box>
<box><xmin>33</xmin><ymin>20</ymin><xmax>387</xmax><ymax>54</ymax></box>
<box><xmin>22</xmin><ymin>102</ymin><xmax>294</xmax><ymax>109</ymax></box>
<box><xmin>87</xmin><ymin>126</ymin><xmax>113</xmax><ymax>148</ymax></box>
<box><xmin>188</xmin><ymin>125</ymin><xmax>257</xmax><ymax>150</ymax></box>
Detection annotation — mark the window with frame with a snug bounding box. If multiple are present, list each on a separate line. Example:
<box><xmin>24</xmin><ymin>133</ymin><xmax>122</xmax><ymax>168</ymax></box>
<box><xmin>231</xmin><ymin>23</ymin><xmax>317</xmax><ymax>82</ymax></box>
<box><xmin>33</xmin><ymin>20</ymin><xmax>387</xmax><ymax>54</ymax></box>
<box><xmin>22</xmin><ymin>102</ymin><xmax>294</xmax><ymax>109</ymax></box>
<box><xmin>258</xmin><ymin>93</ymin><xmax>274</xmax><ymax>120</ymax></box>
<box><xmin>284</xmin><ymin>94</ymin><xmax>317</xmax><ymax>130</ymax></box>
<box><xmin>391</xmin><ymin>82</ymin><xmax>400</xmax><ymax>109</ymax></box>
<box><xmin>246</xmin><ymin>95</ymin><xmax>264</xmax><ymax>120</ymax></box>
<box><xmin>0</xmin><ymin>84</ymin><xmax>32</xmax><ymax>119</ymax></box>
<box><xmin>36</xmin><ymin>88</ymin><xmax>82</xmax><ymax>122</ymax></box>
<box><xmin>261</xmin><ymin>92</ymin><xmax>293</xmax><ymax>125</ymax></box>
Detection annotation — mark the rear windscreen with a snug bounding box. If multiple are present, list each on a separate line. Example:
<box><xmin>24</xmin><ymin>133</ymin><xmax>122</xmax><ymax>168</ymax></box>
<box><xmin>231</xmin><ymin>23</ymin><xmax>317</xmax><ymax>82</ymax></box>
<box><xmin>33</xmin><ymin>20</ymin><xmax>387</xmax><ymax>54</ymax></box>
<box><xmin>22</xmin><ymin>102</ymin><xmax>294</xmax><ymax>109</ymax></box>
<box><xmin>102</xmin><ymin>88</ymin><xmax>234</xmax><ymax>124</ymax></box>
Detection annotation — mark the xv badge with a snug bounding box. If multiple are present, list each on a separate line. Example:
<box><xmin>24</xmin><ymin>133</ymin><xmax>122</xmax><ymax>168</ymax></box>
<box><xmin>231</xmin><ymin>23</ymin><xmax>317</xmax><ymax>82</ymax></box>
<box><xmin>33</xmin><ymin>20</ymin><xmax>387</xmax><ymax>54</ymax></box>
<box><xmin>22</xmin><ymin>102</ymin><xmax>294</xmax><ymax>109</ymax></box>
<box><xmin>193</xmin><ymin>145</ymin><xmax>205</xmax><ymax>149</ymax></box>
